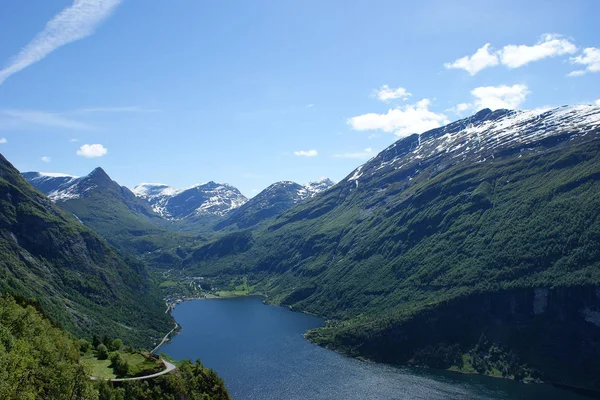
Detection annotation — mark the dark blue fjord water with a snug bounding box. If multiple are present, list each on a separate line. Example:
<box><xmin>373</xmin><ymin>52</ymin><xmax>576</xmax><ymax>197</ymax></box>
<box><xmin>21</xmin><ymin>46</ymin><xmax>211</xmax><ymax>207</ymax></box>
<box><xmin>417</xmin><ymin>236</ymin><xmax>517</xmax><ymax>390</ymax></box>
<box><xmin>161</xmin><ymin>296</ymin><xmax>590</xmax><ymax>400</ymax></box>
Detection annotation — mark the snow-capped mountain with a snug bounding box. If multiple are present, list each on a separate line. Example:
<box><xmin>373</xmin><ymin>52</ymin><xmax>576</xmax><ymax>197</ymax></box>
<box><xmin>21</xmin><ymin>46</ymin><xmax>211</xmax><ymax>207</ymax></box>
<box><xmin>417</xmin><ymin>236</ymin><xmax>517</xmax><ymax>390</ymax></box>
<box><xmin>23</xmin><ymin>167</ymin><xmax>150</xmax><ymax>211</ymax></box>
<box><xmin>23</xmin><ymin>168</ymin><xmax>117</xmax><ymax>202</ymax></box>
<box><xmin>343</xmin><ymin>105</ymin><xmax>600</xmax><ymax>189</ymax></box>
<box><xmin>133</xmin><ymin>181</ymin><xmax>248</xmax><ymax>220</ymax></box>
<box><xmin>215</xmin><ymin>178</ymin><xmax>335</xmax><ymax>230</ymax></box>
<box><xmin>21</xmin><ymin>172</ymin><xmax>80</xmax><ymax>200</ymax></box>
<box><xmin>298</xmin><ymin>177</ymin><xmax>335</xmax><ymax>199</ymax></box>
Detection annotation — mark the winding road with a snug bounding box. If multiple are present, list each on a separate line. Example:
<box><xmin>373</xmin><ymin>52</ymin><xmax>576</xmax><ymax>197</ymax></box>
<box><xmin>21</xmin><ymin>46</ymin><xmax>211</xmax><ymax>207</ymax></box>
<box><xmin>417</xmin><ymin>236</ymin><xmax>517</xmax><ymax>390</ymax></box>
<box><xmin>151</xmin><ymin>323</ymin><xmax>179</xmax><ymax>354</ymax></box>
<box><xmin>90</xmin><ymin>359</ymin><xmax>177</xmax><ymax>382</ymax></box>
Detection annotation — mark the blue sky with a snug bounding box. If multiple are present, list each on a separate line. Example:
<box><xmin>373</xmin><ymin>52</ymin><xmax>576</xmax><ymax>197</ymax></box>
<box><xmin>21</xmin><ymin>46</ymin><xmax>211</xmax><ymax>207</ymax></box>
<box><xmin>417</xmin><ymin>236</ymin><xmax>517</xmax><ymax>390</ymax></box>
<box><xmin>0</xmin><ymin>0</ymin><xmax>598</xmax><ymax>197</ymax></box>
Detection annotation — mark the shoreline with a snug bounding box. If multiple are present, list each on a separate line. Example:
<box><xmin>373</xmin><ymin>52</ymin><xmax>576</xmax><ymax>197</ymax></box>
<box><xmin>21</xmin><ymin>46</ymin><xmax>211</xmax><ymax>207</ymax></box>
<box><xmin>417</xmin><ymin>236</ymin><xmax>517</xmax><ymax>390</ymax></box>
<box><xmin>156</xmin><ymin>293</ymin><xmax>600</xmax><ymax>397</ymax></box>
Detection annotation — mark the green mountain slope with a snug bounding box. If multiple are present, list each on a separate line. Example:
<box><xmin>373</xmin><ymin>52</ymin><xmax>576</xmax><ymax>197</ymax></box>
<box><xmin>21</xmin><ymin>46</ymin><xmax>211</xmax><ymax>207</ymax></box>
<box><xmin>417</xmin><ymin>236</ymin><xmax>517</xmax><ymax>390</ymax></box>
<box><xmin>24</xmin><ymin>168</ymin><xmax>203</xmax><ymax>268</ymax></box>
<box><xmin>0</xmin><ymin>154</ymin><xmax>171</xmax><ymax>347</ymax></box>
<box><xmin>182</xmin><ymin>106</ymin><xmax>600</xmax><ymax>389</ymax></box>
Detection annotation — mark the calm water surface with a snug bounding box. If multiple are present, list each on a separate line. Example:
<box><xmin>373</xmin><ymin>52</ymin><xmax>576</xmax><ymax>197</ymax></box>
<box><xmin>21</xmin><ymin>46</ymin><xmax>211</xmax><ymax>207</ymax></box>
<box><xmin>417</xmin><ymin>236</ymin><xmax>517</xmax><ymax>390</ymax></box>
<box><xmin>161</xmin><ymin>296</ymin><xmax>590</xmax><ymax>400</ymax></box>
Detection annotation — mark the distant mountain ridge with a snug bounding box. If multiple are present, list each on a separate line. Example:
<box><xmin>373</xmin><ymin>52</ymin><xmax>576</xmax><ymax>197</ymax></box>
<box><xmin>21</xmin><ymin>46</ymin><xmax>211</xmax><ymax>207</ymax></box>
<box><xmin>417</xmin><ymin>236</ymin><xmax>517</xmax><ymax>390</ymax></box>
<box><xmin>23</xmin><ymin>169</ymin><xmax>335</xmax><ymax>227</ymax></box>
<box><xmin>22</xmin><ymin>168</ymin><xmax>335</xmax><ymax>259</ymax></box>
<box><xmin>132</xmin><ymin>178</ymin><xmax>335</xmax><ymax>223</ymax></box>
<box><xmin>215</xmin><ymin>178</ymin><xmax>335</xmax><ymax>230</ymax></box>
<box><xmin>133</xmin><ymin>181</ymin><xmax>248</xmax><ymax>220</ymax></box>
<box><xmin>22</xmin><ymin>166</ymin><xmax>179</xmax><ymax>260</ymax></box>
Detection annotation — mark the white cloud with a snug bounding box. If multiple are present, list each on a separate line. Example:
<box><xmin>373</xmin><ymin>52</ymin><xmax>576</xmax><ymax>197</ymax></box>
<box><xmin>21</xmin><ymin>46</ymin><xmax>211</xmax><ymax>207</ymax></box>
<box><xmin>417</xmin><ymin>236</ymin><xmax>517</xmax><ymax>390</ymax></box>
<box><xmin>0</xmin><ymin>0</ymin><xmax>122</xmax><ymax>87</ymax></box>
<box><xmin>348</xmin><ymin>99</ymin><xmax>449</xmax><ymax>137</ymax></box>
<box><xmin>444</xmin><ymin>43</ymin><xmax>499</xmax><ymax>75</ymax></box>
<box><xmin>447</xmin><ymin>102</ymin><xmax>473</xmax><ymax>116</ymax></box>
<box><xmin>76</xmin><ymin>143</ymin><xmax>107</xmax><ymax>158</ymax></box>
<box><xmin>41</xmin><ymin>156</ymin><xmax>51</xmax><ymax>163</ymax></box>
<box><xmin>596</xmin><ymin>99</ymin><xmax>600</xmax><ymax>106</ymax></box>
<box><xmin>69</xmin><ymin>138</ymin><xmax>79</xmax><ymax>142</ymax></box>
<box><xmin>569</xmin><ymin>47</ymin><xmax>600</xmax><ymax>76</ymax></box>
<box><xmin>471</xmin><ymin>84</ymin><xmax>530</xmax><ymax>110</ymax></box>
<box><xmin>373</xmin><ymin>85</ymin><xmax>412</xmax><ymax>102</ymax></box>
<box><xmin>294</xmin><ymin>149</ymin><xmax>318</xmax><ymax>157</ymax></box>
<box><xmin>445</xmin><ymin>34</ymin><xmax>577</xmax><ymax>75</ymax></box>
<box><xmin>0</xmin><ymin>109</ymin><xmax>94</xmax><ymax>130</ymax></box>
<box><xmin>334</xmin><ymin>148</ymin><xmax>374</xmax><ymax>160</ymax></box>
<box><xmin>567</xmin><ymin>70</ymin><xmax>586</xmax><ymax>77</ymax></box>
<box><xmin>499</xmin><ymin>34</ymin><xmax>577</xmax><ymax>68</ymax></box>
<box><xmin>0</xmin><ymin>137</ymin><xmax>6</xmax><ymax>144</ymax></box>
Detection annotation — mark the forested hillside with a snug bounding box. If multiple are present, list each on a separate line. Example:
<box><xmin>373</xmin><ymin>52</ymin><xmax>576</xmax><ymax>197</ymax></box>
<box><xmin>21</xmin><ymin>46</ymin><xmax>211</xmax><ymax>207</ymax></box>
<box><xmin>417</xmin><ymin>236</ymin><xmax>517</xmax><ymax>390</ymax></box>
<box><xmin>0</xmin><ymin>154</ymin><xmax>171</xmax><ymax>347</ymax></box>
<box><xmin>0</xmin><ymin>294</ymin><xmax>230</xmax><ymax>400</ymax></box>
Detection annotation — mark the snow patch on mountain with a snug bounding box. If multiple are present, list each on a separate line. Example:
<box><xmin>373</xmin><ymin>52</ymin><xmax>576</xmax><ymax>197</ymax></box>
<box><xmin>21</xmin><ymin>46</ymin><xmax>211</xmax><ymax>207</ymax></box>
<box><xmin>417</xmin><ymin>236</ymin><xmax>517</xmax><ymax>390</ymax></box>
<box><xmin>298</xmin><ymin>178</ymin><xmax>335</xmax><ymax>199</ymax></box>
<box><xmin>345</xmin><ymin>105</ymin><xmax>600</xmax><ymax>187</ymax></box>
<box><xmin>22</xmin><ymin>172</ymin><xmax>81</xmax><ymax>201</ymax></box>
<box><xmin>132</xmin><ymin>183</ymin><xmax>180</xmax><ymax>198</ymax></box>
<box><xmin>132</xmin><ymin>182</ymin><xmax>248</xmax><ymax>219</ymax></box>
<box><xmin>38</xmin><ymin>172</ymin><xmax>79</xmax><ymax>178</ymax></box>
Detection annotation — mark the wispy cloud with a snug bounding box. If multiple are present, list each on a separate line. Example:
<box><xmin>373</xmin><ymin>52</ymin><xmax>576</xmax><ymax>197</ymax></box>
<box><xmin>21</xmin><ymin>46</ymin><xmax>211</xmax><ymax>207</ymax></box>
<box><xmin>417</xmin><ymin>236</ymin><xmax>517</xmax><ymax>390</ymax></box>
<box><xmin>372</xmin><ymin>85</ymin><xmax>412</xmax><ymax>102</ymax></box>
<box><xmin>445</xmin><ymin>34</ymin><xmax>577</xmax><ymax>75</ymax></box>
<box><xmin>69</xmin><ymin>138</ymin><xmax>79</xmax><ymax>142</ymax></box>
<box><xmin>0</xmin><ymin>109</ymin><xmax>95</xmax><ymax>130</ymax></box>
<box><xmin>348</xmin><ymin>99</ymin><xmax>449</xmax><ymax>138</ymax></box>
<box><xmin>0</xmin><ymin>0</ymin><xmax>122</xmax><ymax>87</ymax></box>
<box><xmin>569</xmin><ymin>47</ymin><xmax>600</xmax><ymax>76</ymax></box>
<box><xmin>41</xmin><ymin>156</ymin><xmax>51</xmax><ymax>163</ymax></box>
<box><xmin>0</xmin><ymin>137</ymin><xmax>7</xmax><ymax>144</ymax></box>
<box><xmin>333</xmin><ymin>148</ymin><xmax>374</xmax><ymax>160</ymax></box>
<box><xmin>71</xmin><ymin>106</ymin><xmax>160</xmax><ymax>114</ymax></box>
<box><xmin>596</xmin><ymin>99</ymin><xmax>600</xmax><ymax>106</ymax></box>
<box><xmin>0</xmin><ymin>106</ymin><xmax>157</xmax><ymax>132</ymax></box>
<box><xmin>294</xmin><ymin>149</ymin><xmax>318</xmax><ymax>157</ymax></box>
<box><xmin>446</xmin><ymin>102</ymin><xmax>473</xmax><ymax>116</ymax></box>
<box><xmin>76</xmin><ymin>143</ymin><xmax>107</xmax><ymax>158</ymax></box>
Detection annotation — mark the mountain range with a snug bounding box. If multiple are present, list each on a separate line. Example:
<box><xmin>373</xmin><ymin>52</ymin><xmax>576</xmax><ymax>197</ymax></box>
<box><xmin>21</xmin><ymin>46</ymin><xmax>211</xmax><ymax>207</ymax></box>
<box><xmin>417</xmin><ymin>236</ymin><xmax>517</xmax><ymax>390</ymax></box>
<box><xmin>8</xmin><ymin>104</ymin><xmax>600</xmax><ymax>390</ymax></box>
<box><xmin>24</xmin><ymin>171</ymin><xmax>334</xmax><ymax>223</ymax></box>
<box><xmin>179</xmin><ymin>105</ymin><xmax>600</xmax><ymax>389</ymax></box>
<box><xmin>133</xmin><ymin>181</ymin><xmax>248</xmax><ymax>220</ymax></box>
<box><xmin>216</xmin><ymin>178</ymin><xmax>335</xmax><ymax>230</ymax></box>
